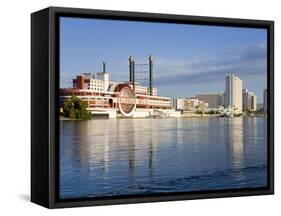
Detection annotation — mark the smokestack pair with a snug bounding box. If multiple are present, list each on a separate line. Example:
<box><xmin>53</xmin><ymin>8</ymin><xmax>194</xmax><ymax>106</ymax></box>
<box><xmin>129</xmin><ymin>55</ymin><xmax>153</xmax><ymax>95</ymax></box>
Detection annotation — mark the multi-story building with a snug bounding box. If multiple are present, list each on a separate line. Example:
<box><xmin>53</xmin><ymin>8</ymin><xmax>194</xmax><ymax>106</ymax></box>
<box><xmin>242</xmin><ymin>89</ymin><xmax>257</xmax><ymax>111</ymax></box>
<box><xmin>96</xmin><ymin>72</ymin><xmax>109</xmax><ymax>92</ymax></box>
<box><xmin>184</xmin><ymin>98</ymin><xmax>197</xmax><ymax>111</ymax></box>
<box><xmin>73</xmin><ymin>71</ymin><xmax>109</xmax><ymax>91</ymax></box>
<box><xmin>171</xmin><ymin>98</ymin><xmax>185</xmax><ymax>110</ymax></box>
<box><xmin>172</xmin><ymin>97</ymin><xmax>208</xmax><ymax>111</ymax></box>
<box><xmin>191</xmin><ymin>98</ymin><xmax>208</xmax><ymax>111</ymax></box>
<box><xmin>263</xmin><ymin>89</ymin><xmax>267</xmax><ymax>112</ymax></box>
<box><xmin>196</xmin><ymin>93</ymin><xmax>224</xmax><ymax>109</ymax></box>
<box><xmin>225</xmin><ymin>74</ymin><xmax>243</xmax><ymax>112</ymax></box>
<box><xmin>73</xmin><ymin>73</ymin><xmax>105</xmax><ymax>91</ymax></box>
<box><xmin>257</xmin><ymin>103</ymin><xmax>264</xmax><ymax>111</ymax></box>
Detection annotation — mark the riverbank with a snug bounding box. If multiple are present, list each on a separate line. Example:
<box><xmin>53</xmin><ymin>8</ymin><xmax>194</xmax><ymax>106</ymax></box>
<box><xmin>60</xmin><ymin>114</ymin><xmax>267</xmax><ymax>120</ymax></box>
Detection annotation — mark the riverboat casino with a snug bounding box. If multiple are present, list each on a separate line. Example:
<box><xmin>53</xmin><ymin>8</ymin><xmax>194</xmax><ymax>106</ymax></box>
<box><xmin>60</xmin><ymin>56</ymin><xmax>180</xmax><ymax>118</ymax></box>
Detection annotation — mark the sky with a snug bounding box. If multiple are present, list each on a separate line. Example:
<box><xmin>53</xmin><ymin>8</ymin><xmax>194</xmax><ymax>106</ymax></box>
<box><xmin>60</xmin><ymin>17</ymin><xmax>267</xmax><ymax>103</ymax></box>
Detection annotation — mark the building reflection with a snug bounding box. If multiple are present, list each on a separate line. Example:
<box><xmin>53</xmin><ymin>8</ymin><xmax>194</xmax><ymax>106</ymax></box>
<box><xmin>127</xmin><ymin>119</ymin><xmax>136</xmax><ymax>175</ymax></box>
<box><xmin>245</xmin><ymin>117</ymin><xmax>258</xmax><ymax>146</ymax></box>
<box><xmin>64</xmin><ymin>117</ymin><xmax>247</xmax><ymax>180</ymax></box>
<box><xmin>60</xmin><ymin>117</ymin><xmax>267</xmax><ymax>198</ymax></box>
<box><xmin>66</xmin><ymin>120</ymin><xmax>112</xmax><ymax>178</ymax></box>
<box><xmin>227</xmin><ymin>117</ymin><xmax>245</xmax><ymax>169</ymax></box>
<box><xmin>148</xmin><ymin>120</ymin><xmax>155</xmax><ymax>177</ymax></box>
<box><xmin>68</xmin><ymin>119</ymin><xmax>160</xmax><ymax>179</ymax></box>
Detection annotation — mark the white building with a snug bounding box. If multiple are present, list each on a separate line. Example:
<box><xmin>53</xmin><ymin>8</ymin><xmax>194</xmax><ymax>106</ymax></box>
<box><xmin>90</xmin><ymin>79</ymin><xmax>104</xmax><ymax>91</ymax></box>
<box><xmin>186</xmin><ymin>98</ymin><xmax>208</xmax><ymax>111</ymax></box>
<box><xmin>196</xmin><ymin>93</ymin><xmax>224</xmax><ymax>108</ymax></box>
<box><xmin>172</xmin><ymin>98</ymin><xmax>208</xmax><ymax>111</ymax></box>
<box><xmin>242</xmin><ymin>89</ymin><xmax>257</xmax><ymax>111</ymax></box>
<box><xmin>172</xmin><ymin>98</ymin><xmax>185</xmax><ymax>110</ymax></box>
<box><xmin>96</xmin><ymin>72</ymin><xmax>109</xmax><ymax>91</ymax></box>
<box><xmin>225</xmin><ymin>74</ymin><xmax>243</xmax><ymax>112</ymax></box>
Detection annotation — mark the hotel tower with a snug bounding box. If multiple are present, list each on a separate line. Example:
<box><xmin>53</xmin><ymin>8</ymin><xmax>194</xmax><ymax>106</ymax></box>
<box><xmin>225</xmin><ymin>74</ymin><xmax>243</xmax><ymax>112</ymax></box>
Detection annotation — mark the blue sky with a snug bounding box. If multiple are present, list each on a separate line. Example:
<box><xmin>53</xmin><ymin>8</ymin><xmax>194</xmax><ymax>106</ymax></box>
<box><xmin>60</xmin><ymin>17</ymin><xmax>267</xmax><ymax>102</ymax></box>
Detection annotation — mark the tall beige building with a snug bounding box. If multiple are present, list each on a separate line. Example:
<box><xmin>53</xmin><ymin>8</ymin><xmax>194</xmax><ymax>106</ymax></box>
<box><xmin>225</xmin><ymin>74</ymin><xmax>243</xmax><ymax>112</ymax></box>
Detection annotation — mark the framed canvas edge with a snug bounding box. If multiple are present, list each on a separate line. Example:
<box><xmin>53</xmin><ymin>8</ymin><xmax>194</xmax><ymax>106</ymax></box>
<box><xmin>43</xmin><ymin>6</ymin><xmax>274</xmax><ymax>209</ymax></box>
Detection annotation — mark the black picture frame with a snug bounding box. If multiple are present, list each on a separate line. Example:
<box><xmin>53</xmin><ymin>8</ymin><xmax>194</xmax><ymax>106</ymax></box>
<box><xmin>31</xmin><ymin>6</ymin><xmax>274</xmax><ymax>209</ymax></box>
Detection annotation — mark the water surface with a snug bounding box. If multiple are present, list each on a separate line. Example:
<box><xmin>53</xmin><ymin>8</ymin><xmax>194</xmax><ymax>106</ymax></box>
<box><xmin>60</xmin><ymin>117</ymin><xmax>267</xmax><ymax>199</ymax></box>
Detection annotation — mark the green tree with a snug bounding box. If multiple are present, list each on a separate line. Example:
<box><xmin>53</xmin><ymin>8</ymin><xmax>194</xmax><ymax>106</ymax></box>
<box><xmin>63</xmin><ymin>96</ymin><xmax>91</xmax><ymax>120</ymax></box>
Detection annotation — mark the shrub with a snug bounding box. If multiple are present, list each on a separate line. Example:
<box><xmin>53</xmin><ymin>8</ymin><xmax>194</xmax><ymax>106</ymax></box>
<box><xmin>63</xmin><ymin>96</ymin><xmax>91</xmax><ymax>120</ymax></box>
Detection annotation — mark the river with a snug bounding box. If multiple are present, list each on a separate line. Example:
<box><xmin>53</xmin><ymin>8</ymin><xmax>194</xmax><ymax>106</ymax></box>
<box><xmin>59</xmin><ymin>117</ymin><xmax>267</xmax><ymax>199</ymax></box>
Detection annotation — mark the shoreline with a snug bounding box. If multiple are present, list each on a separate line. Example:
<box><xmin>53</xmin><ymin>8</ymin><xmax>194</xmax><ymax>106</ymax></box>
<box><xmin>59</xmin><ymin>114</ymin><xmax>267</xmax><ymax>121</ymax></box>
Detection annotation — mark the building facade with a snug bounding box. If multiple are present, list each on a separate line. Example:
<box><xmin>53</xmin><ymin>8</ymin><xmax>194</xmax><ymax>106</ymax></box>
<box><xmin>196</xmin><ymin>93</ymin><xmax>224</xmax><ymax>109</ymax></box>
<box><xmin>242</xmin><ymin>89</ymin><xmax>257</xmax><ymax>111</ymax></box>
<box><xmin>172</xmin><ymin>97</ymin><xmax>208</xmax><ymax>111</ymax></box>
<box><xmin>263</xmin><ymin>89</ymin><xmax>267</xmax><ymax>112</ymax></box>
<box><xmin>171</xmin><ymin>98</ymin><xmax>185</xmax><ymax>110</ymax></box>
<box><xmin>225</xmin><ymin>74</ymin><xmax>243</xmax><ymax>112</ymax></box>
<box><xmin>73</xmin><ymin>73</ymin><xmax>106</xmax><ymax>92</ymax></box>
<box><xmin>185</xmin><ymin>98</ymin><xmax>208</xmax><ymax>111</ymax></box>
<box><xmin>257</xmin><ymin>103</ymin><xmax>264</xmax><ymax>111</ymax></box>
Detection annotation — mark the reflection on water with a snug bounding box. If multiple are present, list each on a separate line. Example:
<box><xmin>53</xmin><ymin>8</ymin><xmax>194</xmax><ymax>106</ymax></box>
<box><xmin>60</xmin><ymin>117</ymin><xmax>267</xmax><ymax>199</ymax></box>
